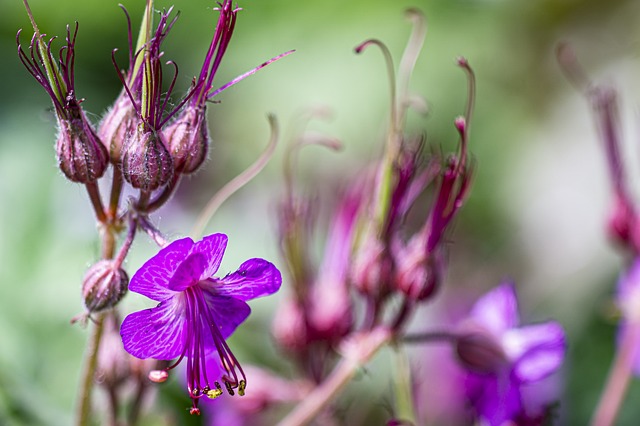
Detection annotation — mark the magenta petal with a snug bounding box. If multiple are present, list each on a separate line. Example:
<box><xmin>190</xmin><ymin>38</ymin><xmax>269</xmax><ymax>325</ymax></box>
<box><xmin>200</xmin><ymin>291</ymin><xmax>251</xmax><ymax>341</ymax></box>
<box><xmin>129</xmin><ymin>237</ymin><xmax>195</xmax><ymax>301</ymax></box>
<box><xmin>213</xmin><ymin>258</ymin><xmax>282</xmax><ymax>301</ymax></box>
<box><xmin>120</xmin><ymin>300</ymin><xmax>186</xmax><ymax>360</ymax></box>
<box><xmin>471</xmin><ymin>283</ymin><xmax>519</xmax><ymax>335</ymax></box>
<box><xmin>504</xmin><ymin>321</ymin><xmax>566</xmax><ymax>383</ymax></box>
<box><xmin>192</xmin><ymin>233</ymin><xmax>228</xmax><ymax>280</ymax></box>
<box><xmin>168</xmin><ymin>253</ymin><xmax>206</xmax><ymax>292</ymax></box>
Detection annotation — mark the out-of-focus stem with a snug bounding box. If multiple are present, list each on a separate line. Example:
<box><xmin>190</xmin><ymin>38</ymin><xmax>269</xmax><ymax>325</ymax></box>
<box><xmin>591</xmin><ymin>321</ymin><xmax>640</xmax><ymax>426</ymax></box>
<box><xmin>277</xmin><ymin>327</ymin><xmax>392</xmax><ymax>426</ymax></box>
<box><xmin>76</xmin><ymin>312</ymin><xmax>106</xmax><ymax>426</ymax></box>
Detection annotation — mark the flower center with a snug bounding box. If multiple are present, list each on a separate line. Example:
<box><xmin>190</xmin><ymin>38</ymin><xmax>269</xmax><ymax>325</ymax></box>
<box><xmin>150</xmin><ymin>284</ymin><xmax>246</xmax><ymax>414</ymax></box>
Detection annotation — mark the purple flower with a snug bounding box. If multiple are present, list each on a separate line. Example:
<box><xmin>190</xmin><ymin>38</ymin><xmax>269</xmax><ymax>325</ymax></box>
<box><xmin>616</xmin><ymin>259</ymin><xmax>640</xmax><ymax>375</ymax></box>
<box><xmin>455</xmin><ymin>283</ymin><xmax>566</xmax><ymax>425</ymax></box>
<box><xmin>120</xmin><ymin>233</ymin><xmax>281</xmax><ymax>414</ymax></box>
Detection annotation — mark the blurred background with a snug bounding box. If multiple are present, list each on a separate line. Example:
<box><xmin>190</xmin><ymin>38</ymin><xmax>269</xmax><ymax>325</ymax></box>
<box><xmin>2</xmin><ymin>0</ymin><xmax>640</xmax><ymax>424</ymax></box>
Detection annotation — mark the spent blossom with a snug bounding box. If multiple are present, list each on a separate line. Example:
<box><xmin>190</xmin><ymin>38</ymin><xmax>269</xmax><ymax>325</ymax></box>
<box><xmin>455</xmin><ymin>283</ymin><xmax>566</xmax><ymax>425</ymax></box>
<box><xmin>120</xmin><ymin>233</ymin><xmax>281</xmax><ymax>414</ymax></box>
<box><xmin>165</xmin><ymin>0</ymin><xmax>293</xmax><ymax>175</ymax></box>
<box><xmin>17</xmin><ymin>21</ymin><xmax>108</xmax><ymax>183</ymax></box>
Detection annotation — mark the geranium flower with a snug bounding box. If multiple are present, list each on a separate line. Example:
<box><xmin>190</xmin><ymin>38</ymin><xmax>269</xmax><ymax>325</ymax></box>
<box><xmin>455</xmin><ymin>283</ymin><xmax>566</xmax><ymax>425</ymax></box>
<box><xmin>120</xmin><ymin>233</ymin><xmax>281</xmax><ymax>414</ymax></box>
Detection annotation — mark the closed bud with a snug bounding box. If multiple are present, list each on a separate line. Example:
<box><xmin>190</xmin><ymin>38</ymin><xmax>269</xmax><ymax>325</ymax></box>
<box><xmin>165</xmin><ymin>106</ymin><xmax>209</xmax><ymax>174</ymax></box>
<box><xmin>82</xmin><ymin>260</ymin><xmax>129</xmax><ymax>313</ymax></box>
<box><xmin>351</xmin><ymin>236</ymin><xmax>393</xmax><ymax>297</ymax></box>
<box><xmin>121</xmin><ymin>125</ymin><xmax>174</xmax><ymax>191</ymax></box>
<box><xmin>271</xmin><ymin>298</ymin><xmax>309</xmax><ymax>353</ymax></box>
<box><xmin>56</xmin><ymin>113</ymin><xmax>109</xmax><ymax>183</ymax></box>
<box><xmin>454</xmin><ymin>328</ymin><xmax>508</xmax><ymax>374</ymax></box>
<box><xmin>98</xmin><ymin>93</ymin><xmax>136</xmax><ymax>164</ymax></box>
<box><xmin>394</xmin><ymin>238</ymin><xmax>441</xmax><ymax>301</ymax></box>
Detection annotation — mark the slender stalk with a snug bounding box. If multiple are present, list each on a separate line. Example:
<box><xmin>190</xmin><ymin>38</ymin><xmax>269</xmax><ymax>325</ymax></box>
<box><xmin>108</xmin><ymin>171</ymin><xmax>124</xmax><ymax>220</ymax></box>
<box><xmin>191</xmin><ymin>114</ymin><xmax>279</xmax><ymax>239</ymax></box>
<box><xmin>277</xmin><ymin>327</ymin><xmax>392</xmax><ymax>426</ymax></box>
<box><xmin>86</xmin><ymin>182</ymin><xmax>107</xmax><ymax>223</ymax></box>
<box><xmin>75</xmin><ymin>313</ymin><xmax>106</xmax><ymax>426</ymax></box>
<box><xmin>106</xmin><ymin>384</ymin><xmax>120</xmax><ymax>426</ymax></box>
<box><xmin>128</xmin><ymin>378</ymin><xmax>149</xmax><ymax>426</ymax></box>
<box><xmin>591</xmin><ymin>321</ymin><xmax>640</xmax><ymax>426</ymax></box>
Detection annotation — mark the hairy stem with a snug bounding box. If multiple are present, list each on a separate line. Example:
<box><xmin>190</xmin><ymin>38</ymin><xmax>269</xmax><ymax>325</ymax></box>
<box><xmin>277</xmin><ymin>327</ymin><xmax>392</xmax><ymax>426</ymax></box>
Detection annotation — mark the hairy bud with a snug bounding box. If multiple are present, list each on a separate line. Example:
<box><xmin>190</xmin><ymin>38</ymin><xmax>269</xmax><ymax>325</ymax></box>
<box><xmin>165</xmin><ymin>106</ymin><xmax>209</xmax><ymax>174</ymax></box>
<box><xmin>82</xmin><ymin>260</ymin><xmax>129</xmax><ymax>313</ymax></box>
<box><xmin>56</xmin><ymin>113</ymin><xmax>109</xmax><ymax>183</ymax></box>
<box><xmin>121</xmin><ymin>125</ymin><xmax>174</xmax><ymax>191</ymax></box>
<box><xmin>98</xmin><ymin>93</ymin><xmax>136</xmax><ymax>164</ymax></box>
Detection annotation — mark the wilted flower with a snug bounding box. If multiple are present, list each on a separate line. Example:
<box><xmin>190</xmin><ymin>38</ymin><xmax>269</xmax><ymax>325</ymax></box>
<box><xmin>455</xmin><ymin>283</ymin><xmax>566</xmax><ymax>425</ymax></box>
<box><xmin>120</xmin><ymin>233</ymin><xmax>281</xmax><ymax>414</ymax></box>
<box><xmin>17</xmin><ymin>23</ymin><xmax>108</xmax><ymax>183</ymax></box>
<box><xmin>117</xmin><ymin>8</ymin><xmax>180</xmax><ymax>192</ymax></box>
<box><xmin>165</xmin><ymin>0</ymin><xmax>293</xmax><ymax>175</ymax></box>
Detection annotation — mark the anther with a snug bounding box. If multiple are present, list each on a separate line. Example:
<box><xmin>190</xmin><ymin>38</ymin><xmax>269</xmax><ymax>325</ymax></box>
<box><xmin>225</xmin><ymin>380</ymin><xmax>235</xmax><ymax>396</ymax></box>
<box><xmin>238</xmin><ymin>379</ymin><xmax>246</xmax><ymax>396</ymax></box>
<box><xmin>206</xmin><ymin>382</ymin><xmax>223</xmax><ymax>399</ymax></box>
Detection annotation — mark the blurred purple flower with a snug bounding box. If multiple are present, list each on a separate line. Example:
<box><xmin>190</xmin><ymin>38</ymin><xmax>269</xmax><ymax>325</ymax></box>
<box><xmin>456</xmin><ymin>283</ymin><xmax>566</xmax><ymax>425</ymax></box>
<box><xmin>120</xmin><ymin>233</ymin><xmax>281</xmax><ymax>414</ymax></box>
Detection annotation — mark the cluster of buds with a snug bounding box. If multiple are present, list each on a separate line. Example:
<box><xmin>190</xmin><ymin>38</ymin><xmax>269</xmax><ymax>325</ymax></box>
<box><xmin>19</xmin><ymin>0</ymin><xmax>291</xmax><ymax>215</ymax></box>
<box><xmin>271</xmin><ymin>10</ymin><xmax>476</xmax><ymax>396</ymax></box>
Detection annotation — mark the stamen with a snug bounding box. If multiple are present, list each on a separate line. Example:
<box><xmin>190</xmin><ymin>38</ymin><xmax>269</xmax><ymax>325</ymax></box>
<box><xmin>225</xmin><ymin>381</ymin><xmax>235</xmax><ymax>396</ymax></box>
<box><xmin>238</xmin><ymin>379</ymin><xmax>246</xmax><ymax>396</ymax></box>
<box><xmin>205</xmin><ymin>382</ymin><xmax>224</xmax><ymax>399</ymax></box>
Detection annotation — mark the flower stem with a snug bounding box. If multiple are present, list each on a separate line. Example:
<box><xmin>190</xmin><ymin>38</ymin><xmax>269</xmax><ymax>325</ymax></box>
<box><xmin>276</xmin><ymin>327</ymin><xmax>392</xmax><ymax>426</ymax></box>
<box><xmin>75</xmin><ymin>312</ymin><xmax>106</xmax><ymax>426</ymax></box>
<box><xmin>591</xmin><ymin>320</ymin><xmax>640</xmax><ymax>426</ymax></box>
<box><xmin>86</xmin><ymin>182</ymin><xmax>107</xmax><ymax>223</ymax></box>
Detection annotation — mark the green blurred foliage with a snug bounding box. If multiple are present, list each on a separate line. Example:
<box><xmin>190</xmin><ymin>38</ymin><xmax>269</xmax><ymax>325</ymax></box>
<box><xmin>3</xmin><ymin>0</ymin><xmax>640</xmax><ymax>424</ymax></box>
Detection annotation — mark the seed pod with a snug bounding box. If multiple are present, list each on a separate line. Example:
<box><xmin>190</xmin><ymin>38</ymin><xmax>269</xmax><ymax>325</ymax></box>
<box><xmin>121</xmin><ymin>124</ymin><xmax>174</xmax><ymax>191</ymax></box>
<box><xmin>98</xmin><ymin>92</ymin><xmax>136</xmax><ymax>164</ymax></box>
<box><xmin>165</xmin><ymin>106</ymin><xmax>209</xmax><ymax>174</ymax></box>
<box><xmin>56</xmin><ymin>112</ymin><xmax>109</xmax><ymax>183</ymax></box>
<box><xmin>82</xmin><ymin>260</ymin><xmax>129</xmax><ymax>313</ymax></box>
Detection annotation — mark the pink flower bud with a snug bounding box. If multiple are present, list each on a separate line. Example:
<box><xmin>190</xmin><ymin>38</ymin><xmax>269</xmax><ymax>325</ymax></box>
<box><xmin>56</xmin><ymin>113</ymin><xmax>109</xmax><ymax>183</ymax></box>
<box><xmin>82</xmin><ymin>260</ymin><xmax>129</xmax><ymax>313</ymax></box>
<box><xmin>121</xmin><ymin>126</ymin><xmax>174</xmax><ymax>191</ymax></box>
<box><xmin>165</xmin><ymin>106</ymin><xmax>209</xmax><ymax>174</ymax></box>
<box><xmin>98</xmin><ymin>92</ymin><xmax>136</xmax><ymax>164</ymax></box>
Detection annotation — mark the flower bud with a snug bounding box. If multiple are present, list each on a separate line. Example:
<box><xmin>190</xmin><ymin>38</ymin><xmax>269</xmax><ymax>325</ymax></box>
<box><xmin>351</xmin><ymin>236</ymin><xmax>393</xmax><ymax>297</ymax></box>
<box><xmin>121</xmin><ymin>125</ymin><xmax>174</xmax><ymax>191</ymax></box>
<box><xmin>56</xmin><ymin>113</ymin><xmax>109</xmax><ymax>183</ymax></box>
<box><xmin>454</xmin><ymin>328</ymin><xmax>508</xmax><ymax>374</ymax></box>
<box><xmin>165</xmin><ymin>106</ymin><xmax>209</xmax><ymax>174</ymax></box>
<box><xmin>82</xmin><ymin>260</ymin><xmax>129</xmax><ymax>313</ymax></box>
<box><xmin>271</xmin><ymin>298</ymin><xmax>309</xmax><ymax>353</ymax></box>
<box><xmin>98</xmin><ymin>92</ymin><xmax>136</xmax><ymax>164</ymax></box>
<box><xmin>394</xmin><ymin>239</ymin><xmax>441</xmax><ymax>301</ymax></box>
